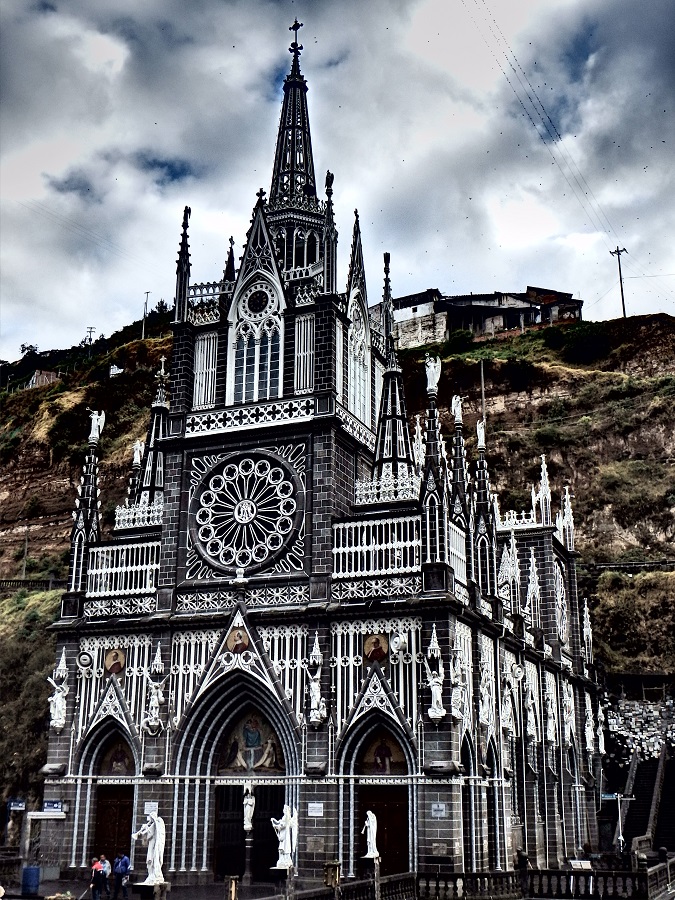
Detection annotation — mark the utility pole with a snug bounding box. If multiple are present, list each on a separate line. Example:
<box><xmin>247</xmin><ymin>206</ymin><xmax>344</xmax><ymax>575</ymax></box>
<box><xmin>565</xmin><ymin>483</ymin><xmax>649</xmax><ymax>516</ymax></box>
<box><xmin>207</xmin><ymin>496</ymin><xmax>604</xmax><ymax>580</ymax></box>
<box><xmin>86</xmin><ymin>327</ymin><xmax>96</xmax><ymax>358</ymax></box>
<box><xmin>142</xmin><ymin>291</ymin><xmax>151</xmax><ymax>340</ymax></box>
<box><xmin>610</xmin><ymin>247</ymin><xmax>628</xmax><ymax>318</ymax></box>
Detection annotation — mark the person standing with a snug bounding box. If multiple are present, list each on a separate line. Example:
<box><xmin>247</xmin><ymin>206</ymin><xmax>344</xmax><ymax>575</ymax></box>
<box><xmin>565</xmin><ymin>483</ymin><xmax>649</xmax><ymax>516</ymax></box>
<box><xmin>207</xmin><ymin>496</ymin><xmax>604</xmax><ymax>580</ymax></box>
<box><xmin>99</xmin><ymin>855</ymin><xmax>111</xmax><ymax>898</ymax></box>
<box><xmin>112</xmin><ymin>851</ymin><xmax>130</xmax><ymax>900</ymax></box>
<box><xmin>90</xmin><ymin>858</ymin><xmax>106</xmax><ymax>900</ymax></box>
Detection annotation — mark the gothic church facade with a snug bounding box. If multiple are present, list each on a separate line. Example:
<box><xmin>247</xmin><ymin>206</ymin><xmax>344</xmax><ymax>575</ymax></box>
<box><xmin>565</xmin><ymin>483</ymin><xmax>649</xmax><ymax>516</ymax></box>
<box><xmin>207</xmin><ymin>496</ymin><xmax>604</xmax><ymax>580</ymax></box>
<box><xmin>43</xmin><ymin>25</ymin><xmax>602</xmax><ymax>884</ymax></box>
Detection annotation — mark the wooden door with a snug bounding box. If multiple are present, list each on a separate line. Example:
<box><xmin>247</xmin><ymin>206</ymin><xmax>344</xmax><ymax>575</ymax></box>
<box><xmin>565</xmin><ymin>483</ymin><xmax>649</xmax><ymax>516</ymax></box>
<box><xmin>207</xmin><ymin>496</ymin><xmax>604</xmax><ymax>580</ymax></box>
<box><xmin>358</xmin><ymin>785</ymin><xmax>409</xmax><ymax>876</ymax></box>
<box><xmin>93</xmin><ymin>785</ymin><xmax>135</xmax><ymax>861</ymax></box>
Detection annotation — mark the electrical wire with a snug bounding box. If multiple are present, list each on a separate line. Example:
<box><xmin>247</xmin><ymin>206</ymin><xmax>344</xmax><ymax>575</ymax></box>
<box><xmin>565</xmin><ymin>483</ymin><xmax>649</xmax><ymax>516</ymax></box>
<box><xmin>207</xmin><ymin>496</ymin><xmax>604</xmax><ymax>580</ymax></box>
<box><xmin>460</xmin><ymin>0</ymin><xmax>675</xmax><ymax>307</ymax></box>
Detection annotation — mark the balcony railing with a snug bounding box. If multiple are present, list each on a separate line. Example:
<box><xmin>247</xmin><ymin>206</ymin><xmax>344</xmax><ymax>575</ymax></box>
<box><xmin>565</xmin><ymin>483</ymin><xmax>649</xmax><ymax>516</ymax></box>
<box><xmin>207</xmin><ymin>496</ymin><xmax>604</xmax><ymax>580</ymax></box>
<box><xmin>333</xmin><ymin>516</ymin><xmax>421</xmax><ymax>578</ymax></box>
<box><xmin>86</xmin><ymin>541</ymin><xmax>160</xmax><ymax>596</ymax></box>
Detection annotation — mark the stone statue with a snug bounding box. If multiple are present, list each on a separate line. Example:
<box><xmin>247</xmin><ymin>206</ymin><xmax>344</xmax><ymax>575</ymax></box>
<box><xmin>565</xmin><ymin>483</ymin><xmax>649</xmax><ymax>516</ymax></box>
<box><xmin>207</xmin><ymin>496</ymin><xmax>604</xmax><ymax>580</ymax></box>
<box><xmin>308</xmin><ymin>665</ymin><xmax>327</xmax><ymax>725</ymax></box>
<box><xmin>424</xmin><ymin>354</ymin><xmax>441</xmax><ymax>396</ymax></box>
<box><xmin>449</xmin><ymin>651</ymin><xmax>467</xmax><ymax>721</ymax></box>
<box><xmin>597</xmin><ymin>704</ymin><xmax>606</xmax><ymax>755</ymax></box>
<box><xmin>478</xmin><ymin>661</ymin><xmax>492</xmax><ymax>727</ymax></box>
<box><xmin>451</xmin><ymin>394</ymin><xmax>463</xmax><ymax>424</ymax></box>
<box><xmin>47</xmin><ymin>676</ymin><xmax>69</xmax><ymax>732</ymax></box>
<box><xmin>362</xmin><ymin>810</ymin><xmax>379</xmax><ymax>859</ymax></box>
<box><xmin>585</xmin><ymin>703</ymin><xmax>595</xmax><ymax>753</ymax></box>
<box><xmin>132</xmin><ymin>812</ymin><xmax>166</xmax><ymax>884</ymax></box>
<box><xmin>243</xmin><ymin>782</ymin><xmax>255</xmax><ymax>832</ymax></box>
<box><xmin>476</xmin><ymin>418</ymin><xmax>486</xmax><ymax>450</ymax></box>
<box><xmin>423</xmin><ymin>657</ymin><xmax>446</xmax><ymax>723</ymax></box>
<box><xmin>142</xmin><ymin>676</ymin><xmax>168</xmax><ymax>735</ymax></box>
<box><xmin>133</xmin><ymin>440</ymin><xmax>144</xmax><ymax>467</ymax></box>
<box><xmin>271</xmin><ymin>804</ymin><xmax>298</xmax><ymax>869</ymax></box>
<box><xmin>545</xmin><ymin>693</ymin><xmax>558</xmax><ymax>745</ymax></box>
<box><xmin>88</xmin><ymin>409</ymin><xmax>105</xmax><ymax>443</ymax></box>
<box><xmin>524</xmin><ymin>685</ymin><xmax>537</xmax><ymax>742</ymax></box>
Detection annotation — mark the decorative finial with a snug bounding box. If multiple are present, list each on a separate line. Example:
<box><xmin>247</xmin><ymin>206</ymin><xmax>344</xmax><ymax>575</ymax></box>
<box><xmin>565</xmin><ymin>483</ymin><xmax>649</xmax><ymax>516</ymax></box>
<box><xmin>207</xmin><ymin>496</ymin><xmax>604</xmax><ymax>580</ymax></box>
<box><xmin>289</xmin><ymin>19</ymin><xmax>303</xmax><ymax>59</ymax></box>
<box><xmin>158</xmin><ymin>356</ymin><xmax>167</xmax><ymax>379</ymax></box>
<box><xmin>325</xmin><ymin>170</ymin><xmax>334</xmax><ymax>194</ymax></box>
<box><xmin>256</xmin><ymin>187</ymin><xmax>266</xmax><ymax>202</ymax></box>
<box><xmin>182</xmin><ymin>206</ymin><xmax>191</xmax><ymax>231</ymax></box>
<box><xmin>229</xmin><ymin>236</ymin><xmax>235</xmax><ymax>251</ymax></box>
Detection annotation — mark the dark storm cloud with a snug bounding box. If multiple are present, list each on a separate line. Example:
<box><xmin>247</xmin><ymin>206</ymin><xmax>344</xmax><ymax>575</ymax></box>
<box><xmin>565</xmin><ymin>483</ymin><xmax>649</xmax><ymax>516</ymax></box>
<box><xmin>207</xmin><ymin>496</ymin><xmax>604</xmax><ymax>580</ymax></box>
<box><xmin>1</xmin><ymin>0</ymin><xmax>674</xmax><ymax>358</ymax></box>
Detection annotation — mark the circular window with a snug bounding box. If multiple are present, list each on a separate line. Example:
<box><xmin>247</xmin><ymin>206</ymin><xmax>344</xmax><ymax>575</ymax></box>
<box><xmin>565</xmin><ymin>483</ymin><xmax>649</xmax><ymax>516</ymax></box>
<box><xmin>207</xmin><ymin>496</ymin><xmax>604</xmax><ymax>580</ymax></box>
<box><xmin>241</xmin><ymin>282</ymin><xmax>277</xmax><ymax>321</ymax></box>
<box><xmin>190</xmin><ymin>452</ymin><xmax>303</xmax><ymax>574</ymax></box>
<box><xmin>248</xmin><ymin>290</ymin><xmax>268</xmax><ymax>315</ymax></box>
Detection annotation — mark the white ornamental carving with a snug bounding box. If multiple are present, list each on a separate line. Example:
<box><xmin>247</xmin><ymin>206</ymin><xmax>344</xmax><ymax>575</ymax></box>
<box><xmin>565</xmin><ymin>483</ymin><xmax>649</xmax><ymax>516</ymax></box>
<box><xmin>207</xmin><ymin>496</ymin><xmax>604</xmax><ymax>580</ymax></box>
<box><xmin>190</xmin><ymin>453</ymin><xmax>302</xmax><ymax>573</ymax></box>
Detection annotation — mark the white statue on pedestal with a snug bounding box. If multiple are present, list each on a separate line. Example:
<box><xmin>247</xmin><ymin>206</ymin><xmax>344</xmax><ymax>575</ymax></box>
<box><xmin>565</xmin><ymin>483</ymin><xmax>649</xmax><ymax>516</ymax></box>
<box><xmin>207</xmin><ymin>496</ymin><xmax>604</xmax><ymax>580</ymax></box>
<box><xmin>142</xmin><ymin>676</ymin><xmax>168</xmax><ymax>735</ymax></box>
<box><xmin>362</xmin><ymin>810</ymin><xmax>379</xmax><ymax>859</ymax></box>
<box><xmin>271</xmin><ymin>804</ymin><xmax>298</xmax><ymax>869</ymax></box>
<box><xmin>309</xmin><ymin>665</ymin><xmax>327</xmax><ymax>725</ymax></box>
<box><xmin>424</xmin><ymin>354</ymin><xmax>442</xmax><ymax>396</ymax></box>
<box><xmin>423</xmin><ymin>657</ymin><xmax>446</xmax><ymax>723</ymax></box>
<box><xmin>88</xmin><ymin>409</ymin><xmax>105</xmax><ymax>443</ymax></box>
<box><xmin>243</xmin><ymin>782</ymin><xmax>255</xmax><ymax>832</ymax></box>
<box><xmin>47</xmin><ymin>675</ymin><xmax>69</xmax><ymax>732</ymax></box>
<box><xmin>132</xmin><ymin>812</ymin><xmax>166</xmax><ymax>884</ymax></box>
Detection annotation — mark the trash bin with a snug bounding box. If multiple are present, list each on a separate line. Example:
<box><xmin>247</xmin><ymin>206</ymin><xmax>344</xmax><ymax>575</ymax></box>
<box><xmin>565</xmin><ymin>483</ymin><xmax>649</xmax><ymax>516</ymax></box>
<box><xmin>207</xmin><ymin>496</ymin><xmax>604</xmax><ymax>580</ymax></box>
<box><xmin>21</xmin><ymin>866</ymin><xmax>40</xmax><ymax>897</ymax></box>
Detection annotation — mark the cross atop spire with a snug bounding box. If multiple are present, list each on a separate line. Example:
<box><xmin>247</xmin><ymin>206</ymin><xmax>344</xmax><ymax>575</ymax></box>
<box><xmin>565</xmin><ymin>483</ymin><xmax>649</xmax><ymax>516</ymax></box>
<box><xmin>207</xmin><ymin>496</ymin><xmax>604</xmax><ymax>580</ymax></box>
<box><xmin>289</xmin><ymin>18</ymin><xmax>303</xmax><ymax>70</ymax></box>
<box><xmin>270</xmin><ymin>21</ymin><xmax>317</xmax><ymax>204</ymax></box>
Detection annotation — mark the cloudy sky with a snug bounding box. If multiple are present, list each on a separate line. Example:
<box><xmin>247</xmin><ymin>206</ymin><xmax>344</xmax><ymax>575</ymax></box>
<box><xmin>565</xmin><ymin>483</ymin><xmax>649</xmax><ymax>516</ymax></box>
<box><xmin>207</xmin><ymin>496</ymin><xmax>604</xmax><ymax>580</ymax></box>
<box><xmin>1</xmin><ymin>0</ymin><xmax>674</xmax><ymax>361</ymax></box>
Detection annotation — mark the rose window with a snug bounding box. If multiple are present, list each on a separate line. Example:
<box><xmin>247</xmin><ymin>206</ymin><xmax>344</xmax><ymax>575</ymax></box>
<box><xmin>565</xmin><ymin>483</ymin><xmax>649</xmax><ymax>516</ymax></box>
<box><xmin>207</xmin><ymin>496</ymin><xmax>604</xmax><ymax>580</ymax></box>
<box><xmin>190</xmin><ymin>453</ymin><xmax>301</xmax><ymax>572</ymax></box>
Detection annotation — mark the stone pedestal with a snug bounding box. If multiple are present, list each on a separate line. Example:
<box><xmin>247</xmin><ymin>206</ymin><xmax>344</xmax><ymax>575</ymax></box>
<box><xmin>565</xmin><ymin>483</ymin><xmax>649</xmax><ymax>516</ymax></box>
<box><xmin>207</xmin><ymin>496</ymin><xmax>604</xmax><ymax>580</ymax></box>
<box><xmin>241</xmin><ymin>834</ymin><xmax>253</xmax><ymax>887</ymax></box>
<box><xmin>131</xmin><ymin>881</ymin><xmax>170</xmax><ymax>900</ymax></box>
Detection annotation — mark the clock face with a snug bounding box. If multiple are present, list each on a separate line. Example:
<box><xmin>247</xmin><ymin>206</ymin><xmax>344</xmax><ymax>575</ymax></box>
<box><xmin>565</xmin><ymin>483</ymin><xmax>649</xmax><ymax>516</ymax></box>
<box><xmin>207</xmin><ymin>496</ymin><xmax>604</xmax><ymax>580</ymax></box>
<box><xmin>189</xmin><ymin>451</ymin><xmax>303</xmax><ymax>573</ymax></box>
<box><xmin>241</xmin><ymin>282</ymin><xmax>276</xmax><ymax>321</ymax></box>
<box><xmin>248</xmin><ymin>290</ymin><xmax>268</xmax><ymax>315</ymax></box>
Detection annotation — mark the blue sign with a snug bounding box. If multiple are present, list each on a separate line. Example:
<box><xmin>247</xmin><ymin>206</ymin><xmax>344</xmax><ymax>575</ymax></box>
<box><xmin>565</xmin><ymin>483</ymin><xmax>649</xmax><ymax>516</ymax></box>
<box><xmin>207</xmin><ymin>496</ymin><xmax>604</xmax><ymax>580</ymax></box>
<box><xmin>43</xmin><ymin>800</ymin><xmax>62</xmax><ymax>812</ymax></box>
<box><xmin>601</xmin><ymin>793</ymin><xmax>617</xmax><ymax>801</ymax></box>
<box><xmin>8</xmin><ymin>799</ymin><xmax>26</xmax><ymax>811</ymax></box>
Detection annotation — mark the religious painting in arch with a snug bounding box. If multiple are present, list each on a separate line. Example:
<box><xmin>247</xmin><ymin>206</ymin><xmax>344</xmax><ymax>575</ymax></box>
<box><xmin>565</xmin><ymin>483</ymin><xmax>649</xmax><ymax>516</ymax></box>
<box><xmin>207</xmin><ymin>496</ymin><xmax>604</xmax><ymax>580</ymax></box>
<box><xmin>98</xmin><ymin>736</ymin><xmax>135</xmax><ymax>776</ymax></box>
<box><xmin>217</xmin><ymin>710</ymin><xmax>285</xmax><ymax>774</ymax></box>
<box><xmin>356</xmin><ymin>727</ymin><xmax>407</xmax><ymax>776</ymax></box>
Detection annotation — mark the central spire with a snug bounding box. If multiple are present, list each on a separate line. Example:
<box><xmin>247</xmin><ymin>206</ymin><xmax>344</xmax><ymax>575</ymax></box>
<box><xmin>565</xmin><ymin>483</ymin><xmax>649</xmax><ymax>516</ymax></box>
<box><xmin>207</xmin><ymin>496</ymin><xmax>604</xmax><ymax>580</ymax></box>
<box><xmin>270</xmin><ymin>19</ymin><xmax>317</xmax><ymax>205</ymax></box>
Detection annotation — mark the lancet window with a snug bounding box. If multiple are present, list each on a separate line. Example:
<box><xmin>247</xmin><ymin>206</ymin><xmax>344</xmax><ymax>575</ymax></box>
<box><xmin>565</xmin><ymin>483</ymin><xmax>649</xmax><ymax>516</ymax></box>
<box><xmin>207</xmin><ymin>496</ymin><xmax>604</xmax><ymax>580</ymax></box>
<box><xmin>295</xmin><ymin>314</ymin><xmax>315</xmax><ymax>393</ymax></box>
<box><xmin>228</xmin><ymin>280</ymin><xmax>284</xmax><ymax>405</ymax></box>
<box><xmin>347</xmin><ymin>295</ymin><xmax>369</xmax><ymax>424</ymax></box>
<box><xmin>193</xmin><ymin>331</ymin><xmax>218</xmax><ymax>409</ymax></box>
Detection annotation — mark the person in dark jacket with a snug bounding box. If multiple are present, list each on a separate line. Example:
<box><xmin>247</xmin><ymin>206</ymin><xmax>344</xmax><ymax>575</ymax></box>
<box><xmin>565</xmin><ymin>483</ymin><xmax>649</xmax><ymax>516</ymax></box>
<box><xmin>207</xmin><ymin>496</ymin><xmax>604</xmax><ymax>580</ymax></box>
<box><xmin>112</xmin><ymin>851</ymin><xmax>130</xmax><ymax>900</ymax></box>
<box><xmin>90</xmin><ymin>858</ymin><xmax>106</xmax><ymax>900</ymax></box>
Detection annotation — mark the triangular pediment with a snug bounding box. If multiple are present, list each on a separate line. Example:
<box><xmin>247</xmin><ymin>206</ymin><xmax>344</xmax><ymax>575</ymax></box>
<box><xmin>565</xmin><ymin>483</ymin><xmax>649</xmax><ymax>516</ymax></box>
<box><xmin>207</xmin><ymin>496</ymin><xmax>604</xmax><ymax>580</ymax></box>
<box><xmin>338</xmin><ymin>662</ymin><xmax>414</xmax><ymax>744</ymax></box>
<box><xmin>232</xmin><ymin>198</ymin><xmax>285</xmax><ymax>300</ymax></box>
<box><xmin>84</xmin><ymin>675</ymin><xmax>136</xmax><ymax>740</ymax></box>
<box><xmin>184</xmin><ymin>605</ymin><xmax>293</xmax><ymax>725</ymax></box>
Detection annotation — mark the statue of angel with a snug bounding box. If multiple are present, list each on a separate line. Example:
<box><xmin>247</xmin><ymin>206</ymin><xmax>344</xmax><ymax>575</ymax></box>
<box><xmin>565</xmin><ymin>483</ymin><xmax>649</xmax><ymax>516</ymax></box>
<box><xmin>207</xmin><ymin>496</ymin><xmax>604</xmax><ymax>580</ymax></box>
<box><xmin>424</xmin><ymin>354</ymin><xmax>442</xmax><ymax>396</ymax></box>
<box><xmin>47</xmin><ymin>676</ymin><xmax>69</xmax><ymax>731</ymax></box>
<box><xmin>424</xmin><ymin>657</ymin><xmax>447</xmax><ymax>722</ymax></box>
<box><xmin>88</xmin><ymin>409</ymin><xmax>105</xmax><ymax>442</ymax></box>
<box><xmin>132</xmin><ymin>812</ymin><xmax>166</xmax><ymax>884</ymax></box>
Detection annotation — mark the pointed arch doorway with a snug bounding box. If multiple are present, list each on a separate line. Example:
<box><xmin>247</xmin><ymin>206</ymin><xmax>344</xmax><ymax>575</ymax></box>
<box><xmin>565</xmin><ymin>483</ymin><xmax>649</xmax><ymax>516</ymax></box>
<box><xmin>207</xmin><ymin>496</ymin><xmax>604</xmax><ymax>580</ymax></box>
<box><xmin>93</xmin><ymin>736</ymin><xmax>136</xmax><ymax>860</ymax></box>
<box><xmin>355</xmin><ymin>727</ymin><xmax>410</xmax><ymax>876</ymax></box>
<box><xmin>213</xmin><ymin>708</ymin><xmax>287</xmax><ymax>882</ymax></box>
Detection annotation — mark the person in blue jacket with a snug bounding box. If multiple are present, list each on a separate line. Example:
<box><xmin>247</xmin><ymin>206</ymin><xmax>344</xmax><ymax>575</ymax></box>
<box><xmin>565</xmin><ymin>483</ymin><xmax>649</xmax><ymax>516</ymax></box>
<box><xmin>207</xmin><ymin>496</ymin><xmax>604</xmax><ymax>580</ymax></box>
<box><xmin>112</xmin><ymin>851</ymin><xmax>130</xmax><ymax>900</ymax></box>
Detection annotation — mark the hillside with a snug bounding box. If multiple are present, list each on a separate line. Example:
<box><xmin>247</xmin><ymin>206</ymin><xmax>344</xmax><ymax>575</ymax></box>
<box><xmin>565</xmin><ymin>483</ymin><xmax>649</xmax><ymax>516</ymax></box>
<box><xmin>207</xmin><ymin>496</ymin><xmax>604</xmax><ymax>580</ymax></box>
<box><xmin>1</xmin><ymin>314</ymin><xmax>674</xmax><ymax>675</ymax></box>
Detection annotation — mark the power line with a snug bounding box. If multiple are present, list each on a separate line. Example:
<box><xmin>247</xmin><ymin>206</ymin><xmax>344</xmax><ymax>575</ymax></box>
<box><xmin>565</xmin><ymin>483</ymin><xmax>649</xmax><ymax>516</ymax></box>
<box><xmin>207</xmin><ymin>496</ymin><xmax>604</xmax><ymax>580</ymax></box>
<box><xmin>460</xmin><ymin>0</ymin><xmax>675</xmax><ymax>307</ymax></box>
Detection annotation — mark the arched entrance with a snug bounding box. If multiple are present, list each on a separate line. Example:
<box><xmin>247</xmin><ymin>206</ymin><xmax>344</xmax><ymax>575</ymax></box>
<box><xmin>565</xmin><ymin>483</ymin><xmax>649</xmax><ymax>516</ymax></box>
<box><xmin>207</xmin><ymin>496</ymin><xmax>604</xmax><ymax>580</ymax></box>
<box><xmin>92</xmin><ymin>735</ymin><xmax>136</xmax><ymax>860</ymax></box>
<box><xmin>213</xmin><ymin>708</ymin><xmax>286</xmax><ymax>881</ymax></box>
<box><xmin>172</xmin><ymin>669</ymin><xmax>300</xmax><ymax>882</ymax></box>
<box><xmin>347</xmin><ymin>725</ymin><xmax>413</xmax><ymax>877</ymax></box>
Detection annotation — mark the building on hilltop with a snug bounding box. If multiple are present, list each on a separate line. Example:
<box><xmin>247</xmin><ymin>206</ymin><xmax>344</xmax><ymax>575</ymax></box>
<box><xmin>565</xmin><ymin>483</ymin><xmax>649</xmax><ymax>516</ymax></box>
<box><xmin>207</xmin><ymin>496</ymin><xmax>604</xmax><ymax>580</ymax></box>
<box><xmin>377</xmin><ymin>286</ymin><xmax>583</xmax><ymax>350</ymax></box>
<box><xmin>41</xmin><ymin>23</ymin><xmax>602</xmax><ymax>887</ymax></box>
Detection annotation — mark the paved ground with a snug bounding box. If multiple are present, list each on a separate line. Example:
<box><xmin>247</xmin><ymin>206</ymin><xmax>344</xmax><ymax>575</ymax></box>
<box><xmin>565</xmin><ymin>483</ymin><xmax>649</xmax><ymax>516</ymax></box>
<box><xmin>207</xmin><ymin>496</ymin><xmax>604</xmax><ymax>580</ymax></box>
<box><xmin>4</xmin><ymin>879</ymin><xmax>297</xmax><ymax>900</ymax></box>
